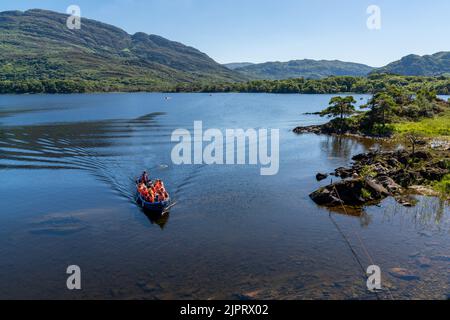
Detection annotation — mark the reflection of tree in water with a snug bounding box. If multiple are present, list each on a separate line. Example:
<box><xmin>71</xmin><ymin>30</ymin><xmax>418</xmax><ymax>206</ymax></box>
<box><xmin>320</xmin><ymin>134</ymin><xmax>402</xmax><ymax>161</ymax></box>
<box><xmin>320</xmin><ymin>136</ymin><xmax>364</xmax><ymax>160</ymax></box>
<box><xmin>326</xmin><ymin>205</ymin><xmax>373</xmax><ymax>227</ymax></box>
<box><xmin>325</xmin><ymin>195</ymin><xmax>448</xmax><ymax>229</ymax></box>
<box><xmin>381</xmin><ymin>197</ymin><xmax>449</xmax><ymax>231</ymax></box>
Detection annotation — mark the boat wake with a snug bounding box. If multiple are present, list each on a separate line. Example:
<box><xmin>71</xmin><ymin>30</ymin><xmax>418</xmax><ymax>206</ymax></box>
<box><xmin>0</xmin><ymin>113</ymin><xmax>170</xmax><ymax>203</ymax></box>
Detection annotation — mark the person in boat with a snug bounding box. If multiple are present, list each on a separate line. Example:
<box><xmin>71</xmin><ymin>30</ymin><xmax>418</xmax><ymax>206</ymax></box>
<box><xmin>139</xmin><ymin>171</ymin><xmax>150</xmax><ymax>185</ymax></box>
<box><xmin>147</xmin><ymin>188</ymin><xmax>155</xmax><ymax>203</ymax></box>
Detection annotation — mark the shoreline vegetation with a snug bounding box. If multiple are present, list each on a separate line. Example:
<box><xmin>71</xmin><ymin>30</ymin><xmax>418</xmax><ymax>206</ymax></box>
<box><xmin>292</xmin><ymin>83</ymin><xmax>450</xmax><ymax>209</ymax></box>
<box><xmin>0</xmin><ymin>74</ymin><xmax>449</xmax><ymax>95</ymax></box>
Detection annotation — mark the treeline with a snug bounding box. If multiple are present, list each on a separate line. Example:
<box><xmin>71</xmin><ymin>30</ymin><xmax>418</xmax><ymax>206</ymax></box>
<box><xmin>177</xmin><ymin>74</ymin><xmax>450</xmax><ymax>95</ymax></box>
<box><xmin>0</xmin><ymin>79</ymin><xmax>171</xmax><ymax>94</ymax></box>
<box><xmin>1</xmin><ymin>74</ymin><xmax>449</xmax><ymax>95</ymax></box>
<box><xmin>316</xmin><ymin>84</ymin><xmax>450</xmax><ymax>136</ymax></box>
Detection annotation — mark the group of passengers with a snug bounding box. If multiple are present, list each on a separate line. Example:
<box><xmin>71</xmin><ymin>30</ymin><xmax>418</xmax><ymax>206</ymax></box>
<box><xmin>137</xmin><ymin>171</ymin><xmax>169</xmax><ymax>203</ymax></box>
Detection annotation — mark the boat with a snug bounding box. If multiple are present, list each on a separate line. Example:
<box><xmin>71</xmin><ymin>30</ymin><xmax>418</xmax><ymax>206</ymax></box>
<box><xmin>136</xmin><ymin>191</ymin><xmax>171</xmax><ymax>213</ymax></box>
<box><xmin>135</xmin><ymin>177</ymin><xmax>171</xmax><ymax>213</ymax></box>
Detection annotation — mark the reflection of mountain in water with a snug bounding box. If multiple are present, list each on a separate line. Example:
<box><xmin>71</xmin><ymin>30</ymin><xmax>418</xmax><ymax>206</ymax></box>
<box><xmin>0</xmin><ymin>112</ymin><xmax>166</xmax><ymax>202</ymax></box>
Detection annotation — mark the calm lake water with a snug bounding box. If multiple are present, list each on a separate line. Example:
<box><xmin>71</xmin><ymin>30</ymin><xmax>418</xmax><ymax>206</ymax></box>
<box><xmin>0</xmin><ymin>93</ymin><xmax>449</xmax><ymax>300</ymax></box>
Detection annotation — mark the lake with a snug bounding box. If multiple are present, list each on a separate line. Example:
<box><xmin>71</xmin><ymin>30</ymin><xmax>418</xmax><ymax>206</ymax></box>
<box><xmin>0</xmin><ymin>93</ymin><xmax>448</xmax><ymax>300</ymax></box>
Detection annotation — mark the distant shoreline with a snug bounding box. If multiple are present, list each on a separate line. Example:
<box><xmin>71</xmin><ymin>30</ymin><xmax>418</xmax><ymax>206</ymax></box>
<box><xmin>1</xmin><ymin>75</ymin><xmax>448</xmax><ymax>95</ymax></box>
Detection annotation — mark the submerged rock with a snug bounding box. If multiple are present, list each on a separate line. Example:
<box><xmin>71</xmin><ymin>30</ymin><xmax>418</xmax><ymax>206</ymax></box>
<box><xmin>430</xmin><ymin>255</ymin><xmax>450</xmax><ymax>262</ymax></box>
<box><xmin>389</xmin><ymin>268</ymin><xmax>420</xmax><ymax>281</ymax></box>
<box><xmin>316</xmin><ymin>173</ymin><xmax>329</xmax><ymax>181</ymax></box>
<box><xmin>415</xmin><ymin>257</ymin><xmax>432</xmax><ymax>268</ymax></box>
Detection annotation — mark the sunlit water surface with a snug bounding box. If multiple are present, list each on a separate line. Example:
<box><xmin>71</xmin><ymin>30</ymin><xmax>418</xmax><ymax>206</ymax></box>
<box><xmin>0</xmin><ymin>93</ymin><xmax>448</xmax><ymax>300</ymax></box>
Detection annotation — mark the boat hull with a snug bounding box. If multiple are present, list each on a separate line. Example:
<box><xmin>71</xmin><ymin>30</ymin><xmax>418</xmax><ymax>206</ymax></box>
<box><xmin>136</xmin><ymin>192</ymin><xmax>170</xmax><ymax>213</ymax></box>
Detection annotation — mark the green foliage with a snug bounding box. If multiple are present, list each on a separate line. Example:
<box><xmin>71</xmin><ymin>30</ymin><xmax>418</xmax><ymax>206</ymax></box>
<box><xmin>0</xmin><ymin>9</ymin><xmax>244</xmax><ymax>94</ymax></box>
<box><xmin>433</xmin><ymin>174</ymin><xmax>450</xmax><ymax>196</ymax></box>
<box><xmin>360</xmin><ymin>165</ymin><xmax>378</xmax><ymax>179</ymax></box>
<box><xmin>321</xmin><ymin>96</ymin><xmax>357</xmax><ymax>118</ymax></box>
<box><xmin>187</xmin><ymin>74</ymin><xmax>450</xmax><ymax>95</ymax></box>
<box><xmin>372</xmin><ymin>52</ymin><xmax>450</xmax><ymax>76</ymax></box>
<box><xmin>361</xmin><ymin>188</ymin><xmax>372</xmax><ymax>200</ymax></box>
<box><xmin>231</xmin><ymin>59</ymin><xmax>374</xmax><ymax>80</ymax></box>
<box><xmin>364</xmin><ymin>92</ymin><xmax>397</xmax><ymax>128</ymax></box>
<box><xmin>393</xmin><ymin>112</ymin><xmax>450</xmax><ymax>136</ymax></box>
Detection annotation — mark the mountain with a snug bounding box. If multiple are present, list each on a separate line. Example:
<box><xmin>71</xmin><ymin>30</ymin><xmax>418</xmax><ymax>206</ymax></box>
<box><xmin>223</xmin><ymin>62</ymin><xmax>255</xmax><ymax>70</ymax></box>
<box><xmin>231</xmin><ymin>59</ymin><xmax>375</xmax><ymax>80</ymax></box>
<box><xmin>0</xmin><ymin>9</ymin><xmax>244</xmax><ymax>91</ymax></box>
<box><xmin>372</xmin><ymin>52</ymin><xmax>450</xmax><ymax>76</ymax></box>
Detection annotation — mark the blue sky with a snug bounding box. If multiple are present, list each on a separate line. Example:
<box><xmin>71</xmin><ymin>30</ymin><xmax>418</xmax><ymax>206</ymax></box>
<box><xmin>1</xmin><ymin>0</ymin><xmax>449</xmax><ymax>67</ymax></box>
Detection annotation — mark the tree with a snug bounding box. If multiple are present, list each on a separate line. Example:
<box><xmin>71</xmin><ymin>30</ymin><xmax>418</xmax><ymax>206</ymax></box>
<box><xmin>404</xmin><ymin>131</ymin><xmax>425</xmax><ymax>154</ymax></box>
<box><xmin>321</xmin><ymin>96</ymin><xmax>357</xmax><ymax>119</ymax></box>
<box><xmin>366</xmin><ymin>92</ymin><xmax>397</xmax><ymax>128</ymax></box>
<box><xmin>320</xmin><ymin>96</ymin><xmax>357</xmax><ymax>133</ymax></box>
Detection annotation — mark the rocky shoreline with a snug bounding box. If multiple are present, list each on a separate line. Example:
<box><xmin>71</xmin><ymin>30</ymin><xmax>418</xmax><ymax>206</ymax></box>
<box><xmin>309</xmin><ymin>149</ymin><xmax>449</xmax><ymax>209</ymax></box>
<box><xmin>293</xmin><ymin>123</ymin><xmax>389</xmax><ymax>139</ymax></box>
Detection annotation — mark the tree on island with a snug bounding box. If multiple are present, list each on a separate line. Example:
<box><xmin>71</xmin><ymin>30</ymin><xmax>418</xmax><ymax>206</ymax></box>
<box><xmin>320</xmin><ymin>96</ymin><xmax>357</xmax><ymax>133</ymax></box>
<box><xmin>365</xmin><ymin>92</ymin><xmax>397</xmax><ymax>129</ymax></box>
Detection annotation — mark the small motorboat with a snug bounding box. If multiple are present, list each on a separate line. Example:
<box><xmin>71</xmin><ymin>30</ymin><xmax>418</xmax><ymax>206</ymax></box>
<box><xmin>135</xmin><ymin>175</ymin><xmax>171</xmax><ymax>213</ymax></box>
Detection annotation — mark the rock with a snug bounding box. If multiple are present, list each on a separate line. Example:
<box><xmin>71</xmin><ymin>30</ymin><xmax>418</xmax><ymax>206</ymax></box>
<box><xmin>420</xmin><ymin>167</ymin><xmax>447</xmax><ymax>181</ymax></box>
<box><xmin>377</xmin><ymin>176</ymin><xmax>402</xmax><ymax>194</ymax></box>
<box><xmin>316</xmin><ymin>173</ymin><xmax>329</xmax><ymax>181</ymax></box>
<box><xmin>310</xmin><ymin>188</ymin><xmax>343</xmax><ymax>206</ymax></box>
<box><xmin>395</xmin><ymin>195</ymin><xmax>417</xmax><ymax>207</ymax></box>
<box><xmin>293</xmin><ymin>125</ymin><xmax>324</xmax><ymax>134</ymax></box>
<box><xmin>389</xmin><ymin>268</ymin><xmax>420</xmax><ymax>281</ymax></box>
<box><xmin>137</xmin><ymin>281</ymin><xmax>161</xmax><ymax>293</ymax></box>
<box><xmin>386</xmin><ymin>158</ymin><xmax>402</xmax><ymax>168</ymax></box>
<box><xmin>415</xmin><ymin>257</ymin><xmax>432</xmax><ymax>268</ymax></box>
<box><xmin>365</xmin><ymin>179</ymin><xmax>390</xmax><ymax>198</ymax></box>
<box><xmin>409</xmin><ymin>185</ymin><xmax>440</xmax><ymax>197</ymax></box>
<box><xmin>373</xmin><ymin>164</ymin><xmax>389</xmax><ymax>175</ymax></box>
<box><xmin>409</xmin><ymin>252</ymin><xmax>422</xmax><ymax>258</ymax></box>
<box><xmin>412</xmin><ymin>151</ymin><xmax>432</xmax><ymax>160</ymax></box>
<box><xmin>436</xmin><ymin>159</ymin><xmax>449</xmax><ymax>169</ymax></box>
<box><xmin>309</xmin><ymin>147</ymin><xmax>447</xmax><ymax>210</ymax></box>
<box><xmin>395</xmin><ymin>150</ymin><xmax>411</xmax><ymax>165</ymax></box>
<box><xmin>430</xmin><ymin>255</ymin><xmax>450</xmax><ymax>262</ymax></box>
<box><xmin>310</xmin><ymin>179</ymin><xmax>366</xmax><ymax>207</ymax></box>
<box><xmin>335</xmin><ymin>167</ymin><xmax>354</xmax><ymax>179</ymax></box>
<box><xmin>352</xmin><ymin>153</ymin><xmax>373</xmax><ymax>162</ymax></box>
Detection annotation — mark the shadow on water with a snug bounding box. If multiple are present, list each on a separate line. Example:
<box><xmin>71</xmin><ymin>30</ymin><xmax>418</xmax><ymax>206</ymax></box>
<box><xmin>319</xmin><ymin>134</ymin><xmax>400</xmax><ymax>161</ymax></box>
<box><xmin>142</xmin><ymin>211</ymin><xmax>170</xmax><ymax>230</ymax></box>
<box><xmin>0</xmin><ymin>112</ymin><xmax>167</xmax><ymax>205</ymax></box>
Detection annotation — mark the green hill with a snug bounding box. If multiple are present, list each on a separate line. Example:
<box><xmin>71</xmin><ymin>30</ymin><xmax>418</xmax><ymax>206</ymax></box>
<box><xmin>372</xmin><ymin>52</ymin><xmax>450</xmax><ymax>76</ymax></box>
<box><xmin>0</xmin><ymin>9</ymin><xmax>244</xmax><ymax>92</ymax></box>
<box><xmin>232</xmin><ymin>59</ymin><xmax>375</xmax><ymax>80</ymax></box>
<box><xmin>223</xmin><ymin>62</ymin><xmax>255</xmax><ymax>70</ymax></box>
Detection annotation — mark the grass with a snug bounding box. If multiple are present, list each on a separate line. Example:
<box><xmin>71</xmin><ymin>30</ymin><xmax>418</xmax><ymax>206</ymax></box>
<box><xmin>433</xmin><ymin>174</ymin><xmax>450</xmax><ymax>198</ymax></box>
<box><xmin>393</xmin><ymin>112</ymin><xmax>450</xmax><ymax>137</ymax></box>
